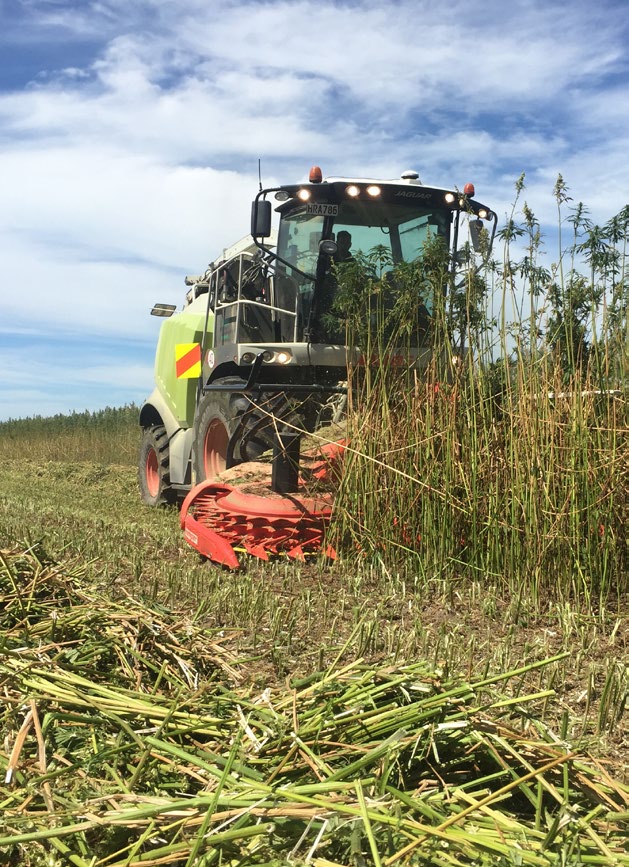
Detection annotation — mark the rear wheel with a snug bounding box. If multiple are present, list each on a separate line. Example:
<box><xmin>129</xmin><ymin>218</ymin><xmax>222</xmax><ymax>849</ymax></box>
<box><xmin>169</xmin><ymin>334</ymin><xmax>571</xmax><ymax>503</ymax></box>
<box><xmin>138</xmin><ymin>425</ymin><xmax>176</xmax><ymax>506</ymax></box>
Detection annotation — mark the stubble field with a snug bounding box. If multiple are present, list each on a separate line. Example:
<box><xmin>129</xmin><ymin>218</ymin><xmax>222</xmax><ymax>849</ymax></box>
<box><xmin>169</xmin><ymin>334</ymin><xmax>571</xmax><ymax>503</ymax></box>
<box><xmin>0</xmin><ymin>427</ymin><xmax>627</xmax><ymax>864</ymax></box>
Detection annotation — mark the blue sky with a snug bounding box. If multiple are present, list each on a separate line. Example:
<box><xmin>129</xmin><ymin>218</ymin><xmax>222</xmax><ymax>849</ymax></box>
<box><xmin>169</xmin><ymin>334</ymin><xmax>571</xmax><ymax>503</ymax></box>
<box><xmin>1</xmin><ymin>0</ymin><xmax>628</xmax><ymax>421</ymax></box>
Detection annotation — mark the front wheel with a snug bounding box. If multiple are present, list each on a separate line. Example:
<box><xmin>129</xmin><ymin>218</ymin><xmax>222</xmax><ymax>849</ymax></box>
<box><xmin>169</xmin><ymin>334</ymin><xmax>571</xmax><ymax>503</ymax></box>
<box><xmin>138</xmin><ymin>425</ymin><xmax>176</xmax><ymax>506</ymax></box>
<box><xmin>192</xmin><ymin>391</ymin><xmax>276</xmax><ymax>483</ymax></box>
<box><xmin>192</xmin><ymin>393</ymin><xmax>235</xmax><ymax>483</ymax></box>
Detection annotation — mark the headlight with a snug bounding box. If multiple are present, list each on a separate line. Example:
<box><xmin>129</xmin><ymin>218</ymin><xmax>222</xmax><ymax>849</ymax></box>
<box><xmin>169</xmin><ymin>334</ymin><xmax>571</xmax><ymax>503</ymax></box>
<box><xmin>259</xmin><ymin>349</ymin><xmax>293</xmax><ymax>364</ymax></box>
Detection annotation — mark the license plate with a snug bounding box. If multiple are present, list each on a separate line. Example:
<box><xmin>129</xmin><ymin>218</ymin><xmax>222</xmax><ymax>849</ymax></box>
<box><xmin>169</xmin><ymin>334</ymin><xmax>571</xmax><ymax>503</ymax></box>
<box><xmin>306</xmin><ymin>203</ymin><xmax>338</xmax><ymax>216</ymax></box>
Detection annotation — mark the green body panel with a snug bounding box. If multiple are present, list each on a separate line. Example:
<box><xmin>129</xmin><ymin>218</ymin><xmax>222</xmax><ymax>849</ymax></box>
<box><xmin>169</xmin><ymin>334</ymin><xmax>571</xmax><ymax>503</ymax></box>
<box><xmin>154</xmin><ymin>295</ymin><xmax>213</xmax><ymax>428</ymax></box>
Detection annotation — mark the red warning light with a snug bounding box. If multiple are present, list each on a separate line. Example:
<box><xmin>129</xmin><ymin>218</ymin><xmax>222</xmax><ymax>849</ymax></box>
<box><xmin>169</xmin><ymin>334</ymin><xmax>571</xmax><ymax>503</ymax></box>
<box><xmin>309</xmin><ymin>166</ymin><xmax>323</xmax><ymax>183</ymax></box>
<box><xmin>464</xmin><ymin>182</ymin><xmax>475</xmax><ymax>196</ymax></box>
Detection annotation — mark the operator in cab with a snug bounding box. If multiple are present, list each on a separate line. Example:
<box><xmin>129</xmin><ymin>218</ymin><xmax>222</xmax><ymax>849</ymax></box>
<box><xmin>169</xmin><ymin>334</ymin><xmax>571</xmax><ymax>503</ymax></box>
<box><xmin>333</xmin><ymin>230</ymin><xmax>354</xmax><ymax>263</ymax></box>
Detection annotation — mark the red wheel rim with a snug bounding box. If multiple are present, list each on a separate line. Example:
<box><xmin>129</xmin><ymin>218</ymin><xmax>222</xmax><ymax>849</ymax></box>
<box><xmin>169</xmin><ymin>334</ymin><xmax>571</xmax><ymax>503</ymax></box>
<box><xmin>145</xmin><ymin>447</ymin><xmax>160</xmax><ymax>497</ymax></box>
<box><xmin>203</xmin><ymin>418</ymin><xmax>228</xmax><ymax>479</ymax></box>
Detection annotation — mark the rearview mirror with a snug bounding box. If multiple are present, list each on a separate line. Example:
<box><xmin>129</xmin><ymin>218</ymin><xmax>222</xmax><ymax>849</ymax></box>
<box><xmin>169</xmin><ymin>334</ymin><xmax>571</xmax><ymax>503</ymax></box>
<box><xmin>251</xmin><ymin>200</ymin><xmax>272</xmax><ymax>238</ymax></box>
<box><xmin>469</xmin><ymin>219</ymin><xmax>485</xmax><ymax>253</ymax></box>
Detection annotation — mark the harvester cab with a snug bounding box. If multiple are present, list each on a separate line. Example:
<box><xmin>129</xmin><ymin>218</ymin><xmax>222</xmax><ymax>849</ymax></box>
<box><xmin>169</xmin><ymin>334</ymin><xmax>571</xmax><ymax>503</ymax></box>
<box><xmin>139</xmin><ymin>167</ymin><xmax>496</xmax><ymax>567</ymax></box>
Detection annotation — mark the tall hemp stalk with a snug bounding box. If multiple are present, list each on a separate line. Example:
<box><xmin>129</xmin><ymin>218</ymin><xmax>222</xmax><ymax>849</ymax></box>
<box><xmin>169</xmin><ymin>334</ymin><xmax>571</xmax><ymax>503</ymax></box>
<box><xmin>330</xmin><ymin>179</ymin><xmax>627</xmax><ymax>608</ymax></box>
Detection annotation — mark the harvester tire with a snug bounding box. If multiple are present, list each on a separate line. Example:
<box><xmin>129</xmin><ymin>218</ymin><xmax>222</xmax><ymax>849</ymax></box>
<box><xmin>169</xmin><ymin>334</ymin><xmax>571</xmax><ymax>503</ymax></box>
<box><xmin>138</xmin><ymin>425</ymin><xmax>176</xmax><ymax>506</ymax></box>
<box><xmin>192</xmin><ymin>393</ymin><xmax>236</xmax><ymax>482</ymax></box>
<box><xmin>192</xmin><ymin>391</ymin><xmax>273</xmax><ymax>483</ymax></box>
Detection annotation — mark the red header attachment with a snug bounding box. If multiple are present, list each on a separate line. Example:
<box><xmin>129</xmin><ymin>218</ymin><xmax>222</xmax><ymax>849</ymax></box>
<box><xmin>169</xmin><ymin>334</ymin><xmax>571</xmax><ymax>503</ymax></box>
<box><xmin>463</xmin><ymin>182</ymin><xmax>475</xmax><ymax>196</ymax></box>
<box><xmin>309</xmin><ymin>165</ymin><xmax>323</xmax><ymax>183</ymax></box>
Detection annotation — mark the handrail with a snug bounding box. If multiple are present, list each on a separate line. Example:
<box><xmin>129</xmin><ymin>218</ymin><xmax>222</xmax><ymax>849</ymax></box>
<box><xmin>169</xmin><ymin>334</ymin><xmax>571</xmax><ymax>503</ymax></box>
<box><xmin>216</xmin><ymin>298</ymin><xmax>296</xmax><ymax>319</ymax></box>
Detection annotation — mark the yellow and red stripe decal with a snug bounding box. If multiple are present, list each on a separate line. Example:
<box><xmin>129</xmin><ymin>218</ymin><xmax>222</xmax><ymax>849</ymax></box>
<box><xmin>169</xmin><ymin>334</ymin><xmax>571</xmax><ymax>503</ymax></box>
<box><xmin>175</xmin><ymin>343</ymin><xmax>202</xmax><ymax>379</ymax></box>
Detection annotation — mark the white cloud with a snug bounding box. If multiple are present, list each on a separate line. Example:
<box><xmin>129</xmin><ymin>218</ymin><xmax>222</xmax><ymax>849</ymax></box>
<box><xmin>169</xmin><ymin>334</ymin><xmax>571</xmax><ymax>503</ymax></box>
<box><xmin>0</xmin><ymin>145</ymin><xmax>258</xmax><ymax>264</ymax></box>
<box><xmin>0</xmin><ymin>146</ymin><xmax>270</xmax><ymax>338</ymax></box>
<box><xmin>179</xmin><ymin>0</ymin><xmax>625</xmax><ymax>112</ymax></box>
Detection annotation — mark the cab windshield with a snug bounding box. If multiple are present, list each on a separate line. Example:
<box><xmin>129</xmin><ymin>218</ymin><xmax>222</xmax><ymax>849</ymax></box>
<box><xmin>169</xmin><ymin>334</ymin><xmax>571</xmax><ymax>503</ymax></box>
<box><xmin>274</xmin><ymin>199</ymin><xmax>452</xmax><ymax>343</ymax></box>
